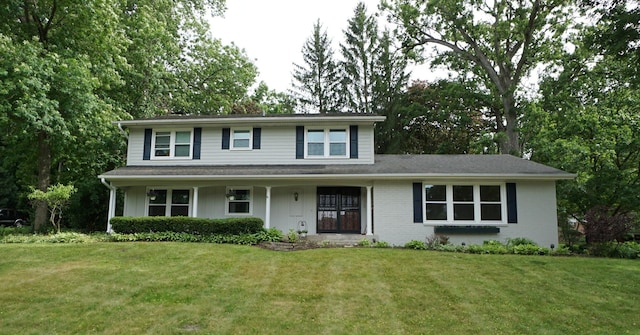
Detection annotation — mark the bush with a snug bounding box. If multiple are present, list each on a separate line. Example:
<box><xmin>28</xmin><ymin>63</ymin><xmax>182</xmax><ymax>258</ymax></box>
<box><xmin>507</xmin><ymin>237</ymin><xmax>537</xmax><ymax>247</ymax></box>
<box><xmin>583</xmin><ymin>206</ymin><xmax>634</xmax><ymax>243</ymax></box>
<box><xmin>373</xmin><ymin>241</ymin><xmax>390</xmax><ymax>248</ymax></box>
<box><xmin>110</xmin><ymin>216</ymin><xmax>264</xmax><ymax>235</ymax></box>
<box><xmin>358</xmin><ymin>238</ymin><xmax>372</xmax><ymax>247</ymax></box>
<box><xmin>404</xmin><ymin>240</ymin><xmax>427</xmax><ymax>250</ymax></box>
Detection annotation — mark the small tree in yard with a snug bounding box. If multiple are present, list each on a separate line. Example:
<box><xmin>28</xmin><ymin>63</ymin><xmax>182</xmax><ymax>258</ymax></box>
<box><xmin>583</xmin><ymin>206</ymin><xmax>635</xmax><ymax>244</ymax></box>
<box><xmin>28</xmin><ymin>184</ymin><xmax>77</xmax><ymax>233</ymax></box>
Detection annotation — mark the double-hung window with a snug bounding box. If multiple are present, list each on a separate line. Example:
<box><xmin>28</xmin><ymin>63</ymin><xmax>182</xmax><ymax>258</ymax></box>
<box><xmin>306</xmin><ymin>128</ymin><xmax>348</xmax><ymax>158</ymax></box>
<box><xmin>147</xmin><ymin>189</ymin><xmax>191</xmax><ymax>216</ymax></box>
<box><xmin>226</xmin><ymin>187</ymin><xmax>252</xmax><ymax>215</ymax></box>
<box><xmin>231</xmin><ymin>129</ymin><xmax>251</xmax><ymax>149</ymax></box>
<box><xmin>153</xmin><ymin>130</ymin><xmax>192</xmax><ymax>159</ymax></box>
<box><xmin>424</xmin><ymin>184</ymin><xmax>505</xmax><ymax>224</ymax></box>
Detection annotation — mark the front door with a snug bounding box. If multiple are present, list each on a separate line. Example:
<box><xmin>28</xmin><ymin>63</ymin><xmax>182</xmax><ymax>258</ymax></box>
<box><xmin>317</xmin><ymin>187</ymin><xmax>361</xmax><ymax>233</ymax></box>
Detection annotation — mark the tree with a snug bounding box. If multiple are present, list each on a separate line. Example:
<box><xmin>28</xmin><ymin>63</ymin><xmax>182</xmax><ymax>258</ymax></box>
<box><xmin>382</xmin><ymin>0</ymin><xmax>575</xmax><ymax>155</ymax></box>
<box><xmin>28</xmin><ymin>184</ymin><xmax>77</xmax><ymax>234</ymax></box>
<box><xmin>340</xmin><ymin>2</ymin><xmax>379</xmax><ymax>114</ymax></box>
<box><xmin>291</xmin><ymin>19</ymin><xmax>342</xmax><ymax>113</ymax></box>
<box><xmin>377</xmin><ymin>80</ymin><xmax>490</xmax><ymax>154</ymax></box>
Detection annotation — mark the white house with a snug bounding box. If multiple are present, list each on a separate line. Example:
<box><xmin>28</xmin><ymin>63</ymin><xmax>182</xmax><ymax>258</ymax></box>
<box><xmin>98</xmin><ymin>113</ymin><xmax>574</xmax><ymax>247</ymax></box>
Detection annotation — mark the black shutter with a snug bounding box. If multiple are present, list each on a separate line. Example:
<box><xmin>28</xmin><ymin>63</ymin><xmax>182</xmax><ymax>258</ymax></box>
<box><xmin>221</xmin><ymin>128</ymin><xmax>230</xmax><ymax>150</ymax></box>
<box><xmin>192</xmin><ymin>127</ymin><xmax>202</xmax><ymax>159</ymax></box>
<box><xmin>295</xmin><ymin>126</ymin><xmax>304</xmax><ymax>159</ymax></box>
<box><xmin>413</xmin><ymin>182</ymin><xmax>423</xmax><ymax>223</ymax></box>
<box><xmin>253</xmin><ymin>127</ymin><xmax>261</xmax><ymax>149</ymax></box>
<box><xmin>143</xmin><ymin>128</ymin><xmax>152</xmax><ymax>160</ymax></box>
<box><xmin>506</xmin><ymin>183</ymin><xmax>518</xmax><ymax>224</ymax></box>
<box><xmin>349</xmin><ymin>125</ymin><xmax>358</xmax><ymax>159</ymax></box>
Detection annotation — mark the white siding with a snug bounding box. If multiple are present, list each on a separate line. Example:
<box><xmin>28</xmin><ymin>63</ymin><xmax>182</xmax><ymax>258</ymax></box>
<box><xmin>126</xmin><ymin>124</ymin><xmax>375</xmax><ymax>166</ymax></box>
<box><xmin>372</xmin><ymin>180</ymin><xmax>559</xmax><ymax>247</ymax></box>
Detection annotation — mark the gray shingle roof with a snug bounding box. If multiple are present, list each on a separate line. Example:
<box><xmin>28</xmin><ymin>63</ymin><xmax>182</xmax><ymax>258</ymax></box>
<box><xmin>99</xmin><ymin>155</ymin><xmax>574</xmax><ymax>181</ymax></box>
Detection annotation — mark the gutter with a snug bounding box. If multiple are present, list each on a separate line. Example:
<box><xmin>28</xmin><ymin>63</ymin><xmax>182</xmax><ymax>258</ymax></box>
<box><xmin>116</xmin><ymin>122</ymin><xmax>128</xmax><ymax>140</ymax></box>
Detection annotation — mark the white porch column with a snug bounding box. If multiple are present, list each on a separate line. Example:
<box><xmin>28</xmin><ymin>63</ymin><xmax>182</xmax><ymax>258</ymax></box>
<box><xmin>366</xmin><ymin>185</ymin><xmax>373</xmax><ymax>236</ymax></box>
<box><xmin>100</xmin><ymin>178</ymin><xmax>116</xmax><ymax>233</ymax></box>
<box><xmin>265</xmin><ymin>186</ymin><xmax>272</xmax><ymax>229</ymax></box>
<box><xmin>192</xmin><ymin>187</ymin><xmax>199</xmax><ymax>217</ymax></box>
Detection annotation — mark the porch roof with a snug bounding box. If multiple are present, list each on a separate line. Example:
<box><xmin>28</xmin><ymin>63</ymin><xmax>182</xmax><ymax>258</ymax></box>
<box><xmin>99</xmin><ymin>155</ymin><xmax>575</xmax><ymax>181</ymax></box>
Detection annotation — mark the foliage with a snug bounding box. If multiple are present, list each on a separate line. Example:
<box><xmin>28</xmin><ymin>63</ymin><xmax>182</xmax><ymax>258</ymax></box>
<box><xmin>357</xmin><ymin>238</ymin><xmax>372</xmax><ymax>247</ymax></box>
<box><xmin>291</xmin><ymin>19</ymin><xmax>342</xmax><ymax>113</ymax></box>
<box><xmin>587</xmin><ymin>241</ymin><xmax>640</xmax><ymax>259</ymax></box>
<box><xmin>373</xmin><ymin>240</ymin><xmax>390</xmax><ymax>248</ymax></box>
<box><xmin>583</xmin><ymin>207</ymin><xmax>635</xmax><ymax>243</ymax></box>
<box><xmin>382</xmin><ymin>0</ymin><xmax>575</xmax><ymax>154</ymax></box>
<box><xmin>109</xmin><ymin>216</ymin><xmax>264</xmax><ymax>235</ymax></box>
<box><xmin>285</xmin><ymin>229</ymin><xmax>299</xmax><ymax>243</ymax></box>
<box><xmin>404</xmin><ymin>239</ymin><xmax>427</xmax><ymax>250</ymax></box>
<box><xmin>1</xmin><ymin>232</ymin><xmax>93</xmax><ymax>244</ymax></box>
<box><xmin>425</xmin><ymin>234</ymin><xmax>450</xmax><ymax>248</ymax></box>
<box><xmin>27</xmin><ymin>184</ymin><xmax>77</xmax><ymax>233</ymax></box>
<box><xmin>377</xmin><ymin>80</ymin><xmax>491</xmax><ymax>154</ymax></box>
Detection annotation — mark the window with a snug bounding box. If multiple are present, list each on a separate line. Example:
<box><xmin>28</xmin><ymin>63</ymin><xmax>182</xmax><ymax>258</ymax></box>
<box><xmin>152</xmin><ymin>130</ymin><xmax>192</xmax><ymax>159</ymax></box>
<box><xmin>424</xmin><ymin>184</ymin><xmax>505</xmax><ymax>224</ymax></box>
<box><xmin>306</xmin><ymin>128</ymin><xmax>348</xmax><ymax>158</ymax></box>
<box><xmin>147</xmin><ymin>189</ymin><xmax>191</xmax><ymax>216</ymax></box>
<box><xmin>226</xmin><ymin>187</ymin><xmax>252</xmax><ymax>214</ymax></box>
<box><xmin>232</xmin><ymin>129</ymin><xmax>251</xmax><ymax>149</ymax></box>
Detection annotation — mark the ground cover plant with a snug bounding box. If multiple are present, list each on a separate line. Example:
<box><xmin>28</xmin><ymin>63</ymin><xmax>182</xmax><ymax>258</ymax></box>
<box><xmin>0</xmin><ymin>243</ymin><xmax>638</xmax><ymax>335</ymax></box>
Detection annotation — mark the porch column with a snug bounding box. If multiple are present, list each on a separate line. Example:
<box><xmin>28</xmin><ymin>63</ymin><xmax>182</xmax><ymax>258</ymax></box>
<box><xmin>366</xmin><ymin>186</ymin><xmax>373</xmax><ymax>235</ymax></box>
<box><xmin>100</xmin><ymin>178</ymin><xmax>116</xmax><ymax>233</ymax></box>
<box><xmin>265</xmin><ymin>186</ymin><xmax>272</xmax><ymax>229</ymax></box>
<box><xmin>192</xmin><ymin>186</ymin><xmax>199</xmax><ymax>217</ymax></box>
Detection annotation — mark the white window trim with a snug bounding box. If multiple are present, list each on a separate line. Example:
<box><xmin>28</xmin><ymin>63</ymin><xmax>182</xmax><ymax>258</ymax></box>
<box><xmin>423</xmin><ymin>183</ymin><xmax>508</xmax><ymax>226</ymax></box>
<box><xmin>151</xmin><ymin>129</ymin><xmax>193</xmax><ymax>159</ymax></box>
<box><xmin>145</xmin><ymin>188</ymin><xmax>192</xmax><ymax>217</ymax></box>
<box><xmin>304</xmin><ymin>127</ymin><xmax>349</xmax><ymax>158</ymax></box>
<box><xmin>230</xmin><ymin>128</ymin><xmax>253</xmax><ymax>150</ymax></box>
<box><xmin>225</xmin><ymin>186</ymin><xmax>253</xmax><ymax>215</ymax></box>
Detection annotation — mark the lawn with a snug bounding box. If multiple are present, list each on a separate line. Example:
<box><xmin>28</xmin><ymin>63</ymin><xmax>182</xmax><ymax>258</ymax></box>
<box><xmin>0</xmin><ymin>243</ymin><xmax>638</xmax><ymax>335</ymax></box>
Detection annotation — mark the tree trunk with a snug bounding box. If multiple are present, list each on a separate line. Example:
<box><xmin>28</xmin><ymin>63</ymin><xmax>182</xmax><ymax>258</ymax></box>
<box><xmin>501</xmin><ymin>93</ymin><xmax>520</xmax><ymax>156</ymax></box>
<box><xmin>34</xmin><ymin>131</ymin><xmax>51</xmax><ymax>232</ymax></box>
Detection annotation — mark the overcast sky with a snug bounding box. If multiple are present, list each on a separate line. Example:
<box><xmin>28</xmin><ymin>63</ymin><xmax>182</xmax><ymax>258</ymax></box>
<box><xmin>209</xmin><ymin>0</ymin><xmax>430</xmax><ymax>93</ymax></box>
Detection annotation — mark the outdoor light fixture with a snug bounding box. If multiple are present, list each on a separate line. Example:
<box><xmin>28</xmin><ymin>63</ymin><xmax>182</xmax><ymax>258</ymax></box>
<box><xmin>550</xmin><ymin>243</ymin><xmax>555</xmax><ymax>250</ymax></box>
<box><xmin>146</xmin><ymin>190</ymin><xmax>157</xmax><ymax>201</ymax></box>
<box><xmin>294</xmin><ymin>192</ymin><xmax>299</xmax><ymax>201</ymax></box>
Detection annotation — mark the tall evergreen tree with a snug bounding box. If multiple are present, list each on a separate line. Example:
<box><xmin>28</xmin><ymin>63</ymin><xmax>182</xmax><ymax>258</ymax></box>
<box><xmin>340</xmin><ymin>2</ymin><xmax>379</xmax><ymax>114</ymax></box>
<box><xmin>291</xmin><ymin>20</ymin><xmax>341</xmax><ymax>114</ymax></box>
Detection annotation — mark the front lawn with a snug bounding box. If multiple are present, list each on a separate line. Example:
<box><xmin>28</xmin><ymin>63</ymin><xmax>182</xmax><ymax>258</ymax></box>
<box><xmin>0</xmin><ymin>243</ymin><xmax>638</xmax><ymax>334</ymax></box>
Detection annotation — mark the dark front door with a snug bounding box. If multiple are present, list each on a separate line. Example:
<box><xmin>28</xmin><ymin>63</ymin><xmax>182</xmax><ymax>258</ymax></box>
<box><xmin>317</xmin><ymin>187</ymin><xmax>361</xmax><ymax>233</ymax></box>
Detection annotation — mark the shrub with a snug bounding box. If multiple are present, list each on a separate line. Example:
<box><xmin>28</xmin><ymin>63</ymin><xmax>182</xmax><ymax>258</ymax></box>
<box><xmin>404</xmin><ymin>240</ymin><xmax>427</xmax><ymax>250</ymax></box>
<box><xmin>285</xmin><ymin>229</ymin><xmax>299</xmax><ymax>243</ymax></box>
<box><xmin>583</xmin><ymin>206</ymin><xmax>634</xmax><ymax>243</ymax></box>
<box><xmin>373</xmin><ymin>241</ymin><xmax>390</xmax><ymax>248</ymax></box>
<box><xmin>507</xmin><ymin>237</ymin><xmax>537</xmax><ymax>247</ymax></box>
<box><xmin>110</xmin><ymin>216</ymin><xmax>264</xmax><ymax>235</ymax></box>
<box><xmin>512</xmin><ymin>244</ymin><xmax>549</xmax><ymax>255</ymax></box>
<box><xmin>425</xmin><ymin>234</ymin><xmax>449</xmax><ymax>249</ymax></box>
<box><xmin>358</xmin><ymin>238</ymin><xmax>372</xmax><ymax>247</ymax></box>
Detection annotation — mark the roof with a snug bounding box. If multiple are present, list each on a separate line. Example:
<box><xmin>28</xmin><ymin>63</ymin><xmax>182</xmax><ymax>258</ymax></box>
<box><xmin>115</xmin><ymin>113</ymin><xmax>386</xmax><ymax>127</ymax></box>
<box><xmin>99</xmin><ymin>155</ymin><xmax>575</xmax><ymax>181</ymax></box>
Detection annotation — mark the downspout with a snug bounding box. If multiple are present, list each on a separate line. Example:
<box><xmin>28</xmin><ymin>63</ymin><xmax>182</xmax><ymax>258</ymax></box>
<box><xmin>117</xmin><ymin>122</ymin><xmax>129</xmax><ymax>140</ymax></box>
<box><xmin>100</xmin><ymin>178</ymin><xmax>117</xmax><ymax>233</ymax></box>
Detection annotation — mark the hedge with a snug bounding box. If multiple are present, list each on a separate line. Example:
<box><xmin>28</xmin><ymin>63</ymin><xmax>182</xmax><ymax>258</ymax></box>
<box><xmin>110</xmin><ymin>216</ymin><xmax>264</xmax><ymax>235</ymax></box>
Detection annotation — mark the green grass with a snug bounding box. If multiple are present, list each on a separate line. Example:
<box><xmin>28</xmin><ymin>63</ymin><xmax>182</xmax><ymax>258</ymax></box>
<box><xmin>0</xmin><ymin>243</ymin><xmax>638</xmax><ymax>334</ymax></box>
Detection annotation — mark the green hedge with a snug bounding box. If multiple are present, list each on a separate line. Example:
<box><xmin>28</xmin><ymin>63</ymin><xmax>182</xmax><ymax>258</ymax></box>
<box><xmin>110</xmin><ymin>216</ymin><xmax>264</xmax><ymax>235</ymax></box>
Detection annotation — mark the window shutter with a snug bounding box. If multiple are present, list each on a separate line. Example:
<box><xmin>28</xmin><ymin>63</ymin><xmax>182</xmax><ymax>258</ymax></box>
<box><xmin>192</xmin><ymin>127</ymin><xmax>202</xmax><ymax>159</ymax></box>
<box><xmin>412</xmin><ymin>182</ymin><xmax>423</xmax><ymax>223</ymax></box>
<box><xmin>349</xmin><ymin>125</ymin><xmax>358</xmax><ymax>159</ymax></box>
<box><xmin>253</xmin><ymin>127</ymin><xmax>261</xmax><ymax>149</ymax></box>
<box><xmin>143</xmin><ymin>128</ymin><xmax>152</xmax><ymax>160</ymax></box>
<box><xmin>506</xmin><ymin>183</ymin><xmax>518</xmax><ymax>224</ymax></box>
<box><xmin>221</xmin><ymin>128</ymin><xmax>230</xmax><ymax>150</ymax></box>
<box><xmin>295</xmin><ymin>126</ymin><xmax>304</xmax><ymax>159</ymax></box>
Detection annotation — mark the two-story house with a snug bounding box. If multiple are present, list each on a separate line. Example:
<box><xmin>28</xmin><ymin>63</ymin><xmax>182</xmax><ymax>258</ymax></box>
<box><xmin>98</xmin><ymin>113</ymin><xmax>574</xmax><ymax>246</ymax></box>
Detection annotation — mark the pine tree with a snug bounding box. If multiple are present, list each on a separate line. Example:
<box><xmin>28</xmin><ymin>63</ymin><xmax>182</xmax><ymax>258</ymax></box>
<box><xmin>291</xmin><ymin>20</ymin><xmax>341</xmax><ymax>113</ymax></box>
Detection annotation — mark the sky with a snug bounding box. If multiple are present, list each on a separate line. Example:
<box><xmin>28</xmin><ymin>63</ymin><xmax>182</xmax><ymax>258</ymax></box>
<box><xmin>208</xmin><ymin>0</ymin><xmax>430</xmax><ymax>93</ymax></box>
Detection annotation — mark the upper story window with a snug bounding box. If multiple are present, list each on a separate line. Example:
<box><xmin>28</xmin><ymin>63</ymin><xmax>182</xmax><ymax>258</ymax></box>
<box><xmin>232</xmin><ymin>129</ymin><xmax>251</xmax><ymax>149</ymax></box>
<box><xmin>153</xmin><ymin>130</ymin><xmax>192</xmax><ymax>159</ymax></box>
<box><xmin>424</xmin><ymin>183</ymin><xmax>506</xmax><ymax>224</ymax></box>
<box><xmin>306</xmin><ymin>128</ymin><xmax>348</xmax><ymax>158</ymax></box>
